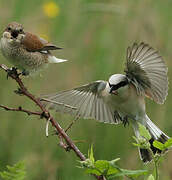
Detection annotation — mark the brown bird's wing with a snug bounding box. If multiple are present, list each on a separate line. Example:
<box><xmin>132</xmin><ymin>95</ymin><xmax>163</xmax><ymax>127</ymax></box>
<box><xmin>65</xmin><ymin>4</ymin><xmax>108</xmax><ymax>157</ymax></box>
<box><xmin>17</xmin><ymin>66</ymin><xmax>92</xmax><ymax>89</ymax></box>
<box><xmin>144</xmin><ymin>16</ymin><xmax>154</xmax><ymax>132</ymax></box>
<box><xmin>125</xmin><ymin>42</ymin><xmax>168</xmax><ymax>104</ymax></box>
<box><xmin>21</xmin><ymin>32</ymin><xmax>62</xmax><ymax>52</ymax></box>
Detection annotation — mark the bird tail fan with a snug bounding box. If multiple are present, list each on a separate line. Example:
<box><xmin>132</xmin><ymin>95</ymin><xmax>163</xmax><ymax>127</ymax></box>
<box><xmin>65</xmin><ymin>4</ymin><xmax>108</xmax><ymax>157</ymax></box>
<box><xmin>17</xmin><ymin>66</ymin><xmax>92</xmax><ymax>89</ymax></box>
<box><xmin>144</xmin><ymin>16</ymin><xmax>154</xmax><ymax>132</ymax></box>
<box><xmin>132</xmin><ymin>116</ymin><xmax>169</xmax><ymax>163</ymax></box>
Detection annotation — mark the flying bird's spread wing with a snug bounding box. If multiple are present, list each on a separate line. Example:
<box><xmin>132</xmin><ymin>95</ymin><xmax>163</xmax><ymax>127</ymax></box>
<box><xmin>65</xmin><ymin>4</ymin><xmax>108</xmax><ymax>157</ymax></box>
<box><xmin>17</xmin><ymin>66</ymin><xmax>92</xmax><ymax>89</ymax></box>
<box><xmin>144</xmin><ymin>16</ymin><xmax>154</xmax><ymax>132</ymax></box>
<box><xmin>125</xmin><ymin>42</ymin><xmax>168</xmax><ymax>104</ymax></box>
<box><xmin>21</xmin><ymin>32</ymin><xmax>62</xmax><ymax>52</ymax></box>
<box><xmin>42</xmin><ymin>81</ymin><xmax>122</xmax><ymax>124</ymax></box>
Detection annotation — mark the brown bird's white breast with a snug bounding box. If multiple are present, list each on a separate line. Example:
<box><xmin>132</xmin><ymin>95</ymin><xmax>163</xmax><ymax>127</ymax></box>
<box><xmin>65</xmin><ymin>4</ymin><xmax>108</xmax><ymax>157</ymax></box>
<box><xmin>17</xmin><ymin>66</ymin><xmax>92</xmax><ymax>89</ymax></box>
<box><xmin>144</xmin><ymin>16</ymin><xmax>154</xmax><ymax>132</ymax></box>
<box><xmin>0</xmin><ymin>35</ymin><xmax>48</xmax><ymax>73</ymax></box>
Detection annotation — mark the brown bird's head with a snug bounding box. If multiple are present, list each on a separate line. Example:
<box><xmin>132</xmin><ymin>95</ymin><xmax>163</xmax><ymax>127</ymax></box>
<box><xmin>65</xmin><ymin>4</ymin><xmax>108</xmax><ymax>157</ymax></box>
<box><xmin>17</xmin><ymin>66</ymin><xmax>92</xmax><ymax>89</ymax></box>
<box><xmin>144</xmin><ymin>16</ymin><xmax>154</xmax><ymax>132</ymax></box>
<box><xmin>2</xmin><ymin>22</ymin><xmax>62</xmax><ymax>52</ymax></box>
<box><xmin>5</xmin><ymin>22</ymin><xmax>24</xmax><ymax>39</ymax></box>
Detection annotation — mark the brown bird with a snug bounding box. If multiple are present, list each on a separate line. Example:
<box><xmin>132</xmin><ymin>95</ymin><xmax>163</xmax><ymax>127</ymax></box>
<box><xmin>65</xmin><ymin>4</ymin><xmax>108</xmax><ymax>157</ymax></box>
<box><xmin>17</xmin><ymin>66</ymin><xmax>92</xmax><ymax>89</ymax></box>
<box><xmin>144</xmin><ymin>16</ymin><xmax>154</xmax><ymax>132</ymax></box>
<box><xmin>0</xmin><ymin>22</ymin><xmax>67</xmax><ymax>75</ymax></box>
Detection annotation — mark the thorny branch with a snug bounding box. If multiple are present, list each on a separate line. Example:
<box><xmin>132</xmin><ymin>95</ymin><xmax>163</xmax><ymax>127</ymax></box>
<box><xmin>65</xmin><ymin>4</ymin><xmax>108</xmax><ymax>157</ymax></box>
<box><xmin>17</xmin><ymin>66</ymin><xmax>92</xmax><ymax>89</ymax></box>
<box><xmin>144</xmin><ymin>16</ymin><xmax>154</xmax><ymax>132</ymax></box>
<box><xmin>0</xmin><ymin>64</ymin><xmax>105</xmax><ymax>180</ymax></box>
<box><xmin>0</xmin><ymin>104</ymin><xmax>42</xmax><ymax>116</ymax></box>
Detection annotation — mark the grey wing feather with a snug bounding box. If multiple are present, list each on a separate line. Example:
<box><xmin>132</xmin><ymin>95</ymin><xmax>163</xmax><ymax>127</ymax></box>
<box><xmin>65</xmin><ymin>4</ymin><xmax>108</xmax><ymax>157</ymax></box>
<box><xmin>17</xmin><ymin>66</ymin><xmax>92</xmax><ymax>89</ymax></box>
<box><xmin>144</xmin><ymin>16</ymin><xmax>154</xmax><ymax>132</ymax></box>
<box><xmin>42</xmin><ymin>81</ymin><xmax>121</xmax><ymax>124</ymax></box>
<box><xmin>125</xmin><ymin>42</ymin><xmax>168</xmax><ymax>104</ymax></box>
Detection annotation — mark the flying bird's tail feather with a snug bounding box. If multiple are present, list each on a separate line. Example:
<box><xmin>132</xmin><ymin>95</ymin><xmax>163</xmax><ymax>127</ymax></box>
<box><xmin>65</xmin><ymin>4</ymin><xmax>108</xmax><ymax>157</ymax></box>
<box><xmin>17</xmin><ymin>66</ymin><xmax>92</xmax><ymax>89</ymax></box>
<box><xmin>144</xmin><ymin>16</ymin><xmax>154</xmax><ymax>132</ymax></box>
<box><xmin>132</xmin><ymin>115</ymin><xmax>169</xmax><ymax>163</ymax></box>
<box><xmin>48</xmin><ymin>55</ymin><xmax>67</xmax><ymax>63</ymax></box>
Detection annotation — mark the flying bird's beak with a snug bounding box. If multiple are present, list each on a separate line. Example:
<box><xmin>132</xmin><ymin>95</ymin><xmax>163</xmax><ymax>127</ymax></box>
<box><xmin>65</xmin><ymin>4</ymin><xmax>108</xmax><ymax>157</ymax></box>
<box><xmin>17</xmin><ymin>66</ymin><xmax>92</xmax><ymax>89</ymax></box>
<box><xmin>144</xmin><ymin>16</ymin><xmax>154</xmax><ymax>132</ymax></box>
<box><xmin>109</xmin><ymin>87</ymin><xmax>118</xmax><ymax>95</ymax></box>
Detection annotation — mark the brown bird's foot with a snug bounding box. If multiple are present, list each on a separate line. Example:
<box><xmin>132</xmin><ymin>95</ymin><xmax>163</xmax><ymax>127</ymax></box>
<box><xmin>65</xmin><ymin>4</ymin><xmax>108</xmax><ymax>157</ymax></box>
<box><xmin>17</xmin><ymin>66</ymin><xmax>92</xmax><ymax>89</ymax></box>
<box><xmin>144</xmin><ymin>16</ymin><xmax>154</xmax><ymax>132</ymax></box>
<box><xmin>21</xmin><ymin>70</ymin><xmax>29</xmax><ymax>76</ymax></box>
<box><xmin>122</xmin><ymin>116</ymin><xmax>129</xmax><ymax>127</ymax></box>
<box><xmin>7</xmin><ymin>67</ymin><xmax>19</xmax><ymax>79</ymax></box>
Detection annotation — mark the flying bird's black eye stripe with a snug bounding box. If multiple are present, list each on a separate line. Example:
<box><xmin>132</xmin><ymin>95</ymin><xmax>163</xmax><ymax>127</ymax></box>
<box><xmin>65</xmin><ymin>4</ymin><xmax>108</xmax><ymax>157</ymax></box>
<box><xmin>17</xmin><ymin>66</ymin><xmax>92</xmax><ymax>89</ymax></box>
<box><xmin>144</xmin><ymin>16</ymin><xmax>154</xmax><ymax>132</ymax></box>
<box><xmin>109</xmin><ymin>80</ymin><xmax>128</xmax><ymax>93</ymax></box>
<box><xmin>109</xmin><ymin>83</ymin><xmax>112</xmax><ymax>88</ymax></box>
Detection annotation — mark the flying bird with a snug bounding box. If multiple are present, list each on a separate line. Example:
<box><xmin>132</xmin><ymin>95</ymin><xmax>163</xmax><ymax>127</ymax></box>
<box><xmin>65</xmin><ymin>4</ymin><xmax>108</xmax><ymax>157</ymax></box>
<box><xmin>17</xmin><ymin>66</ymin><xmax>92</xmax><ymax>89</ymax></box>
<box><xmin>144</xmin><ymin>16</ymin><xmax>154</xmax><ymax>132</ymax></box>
<box><xmin>42</xmin><ymin>42</ymin><xmax>169</xmax><ymax>162</ymax></box>
<box><xmin>0</xmin><ymin>22</ymin><xmax>67</xmax><ymax>75</ymax></box>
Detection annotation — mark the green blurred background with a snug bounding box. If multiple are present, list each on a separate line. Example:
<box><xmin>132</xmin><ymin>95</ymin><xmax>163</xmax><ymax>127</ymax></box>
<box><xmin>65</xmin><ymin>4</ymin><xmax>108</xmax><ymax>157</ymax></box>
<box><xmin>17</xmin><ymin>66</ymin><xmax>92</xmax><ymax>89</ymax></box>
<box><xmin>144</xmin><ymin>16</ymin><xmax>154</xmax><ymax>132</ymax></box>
<box><xmin>0</xmin><ymin>0</ymin><xmax>172</xmax><ymax>179</ymax></box>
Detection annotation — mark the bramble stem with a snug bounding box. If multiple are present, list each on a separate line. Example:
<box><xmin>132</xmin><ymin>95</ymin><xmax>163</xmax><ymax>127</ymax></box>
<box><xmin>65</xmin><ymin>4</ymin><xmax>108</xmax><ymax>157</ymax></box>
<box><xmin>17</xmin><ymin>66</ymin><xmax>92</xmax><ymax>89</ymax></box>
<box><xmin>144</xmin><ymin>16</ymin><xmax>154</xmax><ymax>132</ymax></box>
<box><xmin>0</xmin><ymin>64</ymin><xmax>105</xmax><ymax>180</ymax></box>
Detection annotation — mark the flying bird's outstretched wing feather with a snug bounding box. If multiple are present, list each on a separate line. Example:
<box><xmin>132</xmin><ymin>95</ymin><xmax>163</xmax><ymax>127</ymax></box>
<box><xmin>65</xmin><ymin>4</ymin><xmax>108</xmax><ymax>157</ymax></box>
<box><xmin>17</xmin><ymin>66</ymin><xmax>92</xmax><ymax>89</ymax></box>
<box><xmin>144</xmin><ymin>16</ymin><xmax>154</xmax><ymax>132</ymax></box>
<box><xmin>125</xmin><ymin>42</ymin><xmax>168</xmax><ymax>104</ymax></box>
<box><xmin>42</xmin><ymin>81</ymin><xmax>122</xmax><ymax>124</ymax></box>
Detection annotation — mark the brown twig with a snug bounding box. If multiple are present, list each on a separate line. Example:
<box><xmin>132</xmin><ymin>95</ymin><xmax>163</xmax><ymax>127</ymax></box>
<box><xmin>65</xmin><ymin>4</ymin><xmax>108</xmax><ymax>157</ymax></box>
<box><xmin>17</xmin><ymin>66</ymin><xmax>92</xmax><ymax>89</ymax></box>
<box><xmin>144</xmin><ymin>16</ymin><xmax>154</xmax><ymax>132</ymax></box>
<box><xmin>0</xmin><ymin>64</ymin><xmax>105</xmax><ymax>180</ymax></box>
<box><xmin>0</xmin><ymin>104</ymin><xmax>42</xmax><ymax>116</ymax></box>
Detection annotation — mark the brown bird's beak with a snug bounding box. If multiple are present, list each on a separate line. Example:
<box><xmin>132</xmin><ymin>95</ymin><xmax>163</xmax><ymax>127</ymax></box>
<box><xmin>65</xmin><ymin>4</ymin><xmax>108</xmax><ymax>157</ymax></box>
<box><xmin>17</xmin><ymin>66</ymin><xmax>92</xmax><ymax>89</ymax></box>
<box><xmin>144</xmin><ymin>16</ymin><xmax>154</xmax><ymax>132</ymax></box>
<box><xmin>11</xmin><ymin>30</ymin><xmax>19</xmax><ymax>38</ymax></box>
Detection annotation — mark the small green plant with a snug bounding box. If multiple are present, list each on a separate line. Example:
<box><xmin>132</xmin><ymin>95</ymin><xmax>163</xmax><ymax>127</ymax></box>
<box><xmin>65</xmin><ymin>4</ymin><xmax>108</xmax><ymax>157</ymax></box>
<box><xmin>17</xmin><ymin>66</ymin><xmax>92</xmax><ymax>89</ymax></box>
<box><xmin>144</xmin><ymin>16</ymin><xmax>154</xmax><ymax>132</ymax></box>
<box><xmin>153</xmin><ymin>138</ymin><xmax>172</xmax><ymax>151</ymax></box>
<box><xmin>132</xmin><ymin>124</ymin><xmax>172</xmax><ymax>180</ymax></box>
<box><xmin>147</xmin><ymin>174</ymin><xmax>155</xmax><ymax>180</ymax></box>
<box><xmin>80</xmin><ymin>124</ymin><xmax>172</xmax><ymax>180</ymax></box>
<box><xmin>79</xmin><ymin>145</ymin><xmax>147</xmax><ymax>179</ymax></box>
<box><xmin>0</xmin><ymin>161</ymin><xmax>26</xmax><ymax>180</ymax></box>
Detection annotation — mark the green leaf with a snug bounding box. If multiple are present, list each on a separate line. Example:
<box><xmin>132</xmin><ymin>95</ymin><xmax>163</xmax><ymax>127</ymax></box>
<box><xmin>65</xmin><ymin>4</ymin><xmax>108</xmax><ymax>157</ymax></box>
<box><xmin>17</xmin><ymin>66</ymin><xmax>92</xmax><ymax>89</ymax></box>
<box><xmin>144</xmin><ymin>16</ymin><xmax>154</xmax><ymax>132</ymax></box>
<box><xmin>95</xmin><ymin>160</ymin><xmax>119</xmax><ymax>176</ymax></box>
<box><xmin>85</xmin><ymin>168</ymin><xmax>101</xmax><ymax>176</ymax></box>
<box><xmin>108</xmin><ymin>169</ymin><xmax>147</xmax><ymax>178</ymax></box>
<box><xmin>153</xmin><ymin>140</ymin><xmax>165</xmax><ymax>151</ymax></box>
<box><xmin>153</xmin><ymin>138</ymin><xmax>172</xmax><ymax>151</ymax></box>
<box><xmin>121</xmin><ymin>169</ymin><xmax>147</xmax><ymax>177</ymax></box>
<box><xmin>0</xmin><ymin>161</ymin><xmax>26</xmax><ymax>180</ymax></box>
<box><xmin>94</xmin><ymin>160</ymin><xmax>109</xmax><ymax>175</ymax></box>
<box><xmin>147</xmin><ymin>174</ymin><xmax>155</xmax><ymax>180</ymax></box>
<box><xmin>109</xmin><ymin>158</ymin><xmax>120</xmax><ymax>165</ymax></box>
<box><xmin>132</xmin><ymin>143</ymin><xmax>142</xmax><ymax>147</ymax></box>
<box><xmin>164</xmin><ymin>138</ymin><xmax>172</xmax><ymax>149</ymax></box>
<box><xmin>84</xmin><ymin>160</ymin><xmax>120</xmax><ymax>176</ymax></box>
<box><xmin>110</xmin><ymin>161</ymin><xmax>147</xmax><ymax>178</ymax></box>
<box><xmin>139</xmin><ymin>123</ymin><xmax>151</xmax><ymax>140</ymax></box>
<box><xmin>88</xmin><ymin>145</ymin><xmax>95</xmax><ymax>164</ymax></box>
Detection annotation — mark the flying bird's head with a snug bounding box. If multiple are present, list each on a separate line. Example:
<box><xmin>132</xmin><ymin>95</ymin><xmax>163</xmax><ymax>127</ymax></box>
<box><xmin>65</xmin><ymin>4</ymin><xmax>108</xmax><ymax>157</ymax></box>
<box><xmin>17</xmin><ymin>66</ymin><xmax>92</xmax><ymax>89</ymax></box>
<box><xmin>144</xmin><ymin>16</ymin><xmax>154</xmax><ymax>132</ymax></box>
<box><xmin>108</xmin><ymin>74</ymin><xmax>128</xmax><ymax>95</ymax></box>
<box><xmin>3</xmin><ymin>22</ymin><xmax>25</xmax><ymax>43</ymax></box>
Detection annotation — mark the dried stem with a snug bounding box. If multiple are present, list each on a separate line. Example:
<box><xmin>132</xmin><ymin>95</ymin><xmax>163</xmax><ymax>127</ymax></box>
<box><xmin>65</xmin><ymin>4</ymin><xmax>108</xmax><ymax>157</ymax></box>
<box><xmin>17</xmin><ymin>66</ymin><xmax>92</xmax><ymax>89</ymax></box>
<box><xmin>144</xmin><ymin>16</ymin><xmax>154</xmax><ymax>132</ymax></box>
<box><xmin>0</xmin><ymin>64</ymin><xmax>105</xmax><ymax>180</ymax></box>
